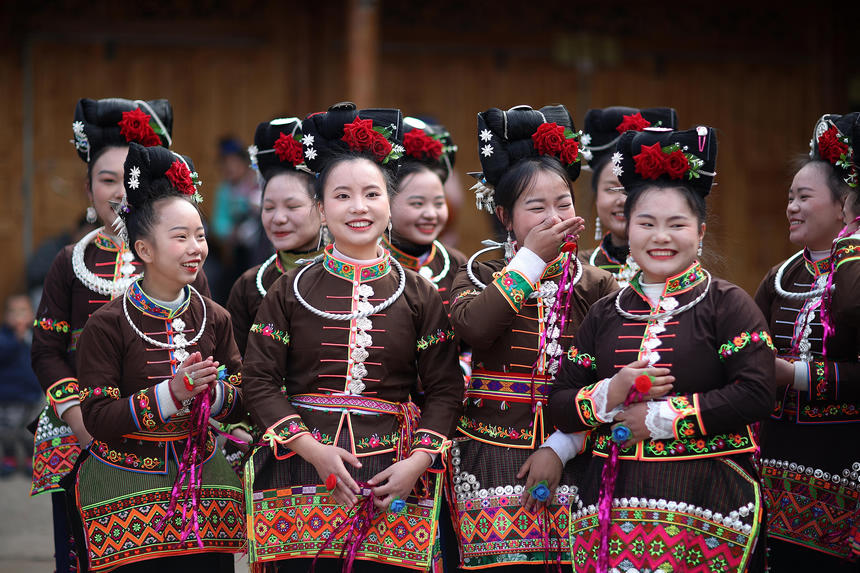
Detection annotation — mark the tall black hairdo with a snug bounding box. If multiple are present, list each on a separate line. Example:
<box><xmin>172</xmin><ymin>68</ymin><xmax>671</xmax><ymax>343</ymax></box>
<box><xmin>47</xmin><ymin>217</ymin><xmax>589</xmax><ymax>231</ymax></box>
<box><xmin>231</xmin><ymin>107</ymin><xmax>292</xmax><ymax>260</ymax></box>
<box><xmin>73</xmin><ymin>98</ymin><xmax>173</xmax><ymax>165</ymax></box>
<box><xmin>809</xmin><ymin>112</ymin><xmax>859</xmax><ymax>189</ymax></box>
<box><xmin>472</xmin><ymin>104</ymin><xmax>584</xmax><ymax>213</ymax></box>
<box><xmin>119</xmin><ymin>142</ymin><xmax>201</xmax><ymax>257</ymax></box>
<box><xmin>250</xmin><ymin>117</ymin><xmax>314</xmax><ymax>198</ymax></box>
<box><xmin>401</xmin><ymin>116</ymin><xmax>457</xmax><ymax>183</ymax></box>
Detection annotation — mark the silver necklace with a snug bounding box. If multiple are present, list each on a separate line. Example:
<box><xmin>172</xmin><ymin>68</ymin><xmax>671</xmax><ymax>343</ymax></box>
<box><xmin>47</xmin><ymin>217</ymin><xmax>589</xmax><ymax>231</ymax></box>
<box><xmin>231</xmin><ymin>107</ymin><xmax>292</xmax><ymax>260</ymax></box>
<box><xmin>122</xmin><ymin>283</ymin><xmax>206</xmax><ymax>364</ymax></box>
<box><xmin>418</xmin><ymin>240</ymin><xmax>451</xmax><ymax>287</ymax></box>
<box><xmin>73</xmin><ymin>227</ymin><xmax>141</xmax><ymax>296</ymax></box>
<box><xmin>255</xmin><ymin>254</ymin><xmax>278</xmax><ymax>297</ymax></box>
<box><xmin>613</xmin><ymin>270</ymin><xmax>712</xmax><ymax>322</ymax></box>
<box><xmin>466</xmin><ymin>241</ymin><xmax>582</xmax><ymax>296</ymax></box>
<box><xmin>774</xmin><ymin>250</ymin><xmax>832</xmax><ymax>300</ymax></box>
<box><xmin>292</xmin><ymin>257</ymin><xmax>406</xmax><ymax>321</ymax></box>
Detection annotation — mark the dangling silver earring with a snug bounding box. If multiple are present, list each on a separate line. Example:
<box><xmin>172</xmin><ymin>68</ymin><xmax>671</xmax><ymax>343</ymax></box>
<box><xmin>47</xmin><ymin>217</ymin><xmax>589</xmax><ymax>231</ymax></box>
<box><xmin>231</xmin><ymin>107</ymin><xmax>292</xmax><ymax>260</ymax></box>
<box><xmin>387</xmin><ymin>220</ymin><xmax>393</xmax><ymax>245</ymax></box>
<box><xmin>697</xmin><ymin>240</ymin><xmax>703</xmax><ymax>257</ymax></box>
<box><xmin>594</xmin><ymin>217</ymin><xmax>602</xmax><ymax>241</ymax></box>
<box><xmin>86</xmin><ymin>206</ymin><xmax>97</xmax><ymax>224</ymax></box>
<box><xmin>504</xmin><ymin>231</ymin><xmax>515</xmax><ymax>260</ymax></box>
<box><xmin>317</xmin><ymin>225</ymin><xmax>326</xmax><ymax>251</ymax></box>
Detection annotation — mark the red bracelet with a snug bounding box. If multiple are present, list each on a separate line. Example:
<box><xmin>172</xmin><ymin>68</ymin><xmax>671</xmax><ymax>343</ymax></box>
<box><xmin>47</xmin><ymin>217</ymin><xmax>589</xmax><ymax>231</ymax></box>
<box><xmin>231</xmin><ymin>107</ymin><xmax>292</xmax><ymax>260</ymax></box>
<box><xmin>167</xmin><ymin>381</ymin><xmax>184</xmax><ymax>410</ymax></box>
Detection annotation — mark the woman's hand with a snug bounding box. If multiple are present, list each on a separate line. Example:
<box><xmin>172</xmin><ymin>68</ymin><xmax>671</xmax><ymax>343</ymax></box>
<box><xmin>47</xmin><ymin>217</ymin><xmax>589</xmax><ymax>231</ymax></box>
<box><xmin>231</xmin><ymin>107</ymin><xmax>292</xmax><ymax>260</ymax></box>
<box><xmin>170</xmin><ymin>352</ymin><xmax>219</xmax><ymax>402</ymax></box>
<box><xmin>774</xmin><ymin>357</ymin><xmax>795</xmax><ymax>387</ymax></box>
<box><xmin>516</xmin><ymin>447</ymin><xmax>563</xmax><ymax>512</ymax></box>
<box><xmin>229</xmin><ymin>427</ymin><xmax>253</xmax><ymax>453</ymax></box>
<box><xmin>368</xmin><ymin>452</ymin><xmax>432</xmax><ymax>511</ymax></box>
<box><xmin>522</xmin><ymin>216</ymin><xmax>586</xmax><ymax>263</ymax></box>
<box><xmin>607</xmin><ymin>359</ymin><xmax>674</xmax><ymax>410</ymax></box>
<box><xmin>61</xmin><ymin>405</ymin><xmax>93</xmax><ymax>446</ymax></box>
<box><xmin>290</xmin><ymin>434</ymin><xmax>362</xmax><ymax>508</ymax></box>
<box><xmin>612</xmin><ymin>402</ymin><xmax>650</xmax><ymax>449</ymax></box>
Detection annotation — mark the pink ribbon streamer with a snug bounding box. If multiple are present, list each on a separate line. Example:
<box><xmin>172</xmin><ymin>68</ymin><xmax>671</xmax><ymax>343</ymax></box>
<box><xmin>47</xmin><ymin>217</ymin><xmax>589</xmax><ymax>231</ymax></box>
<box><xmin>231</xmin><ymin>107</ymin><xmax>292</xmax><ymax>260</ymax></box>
<box><xmin>310</xmin><ymin>482</ymin><xmax>380</xmax><ymax>573</ymax></box>
<box><xmin>820</xmin><ymin>215</ymin><xmax>860</xmax><ymax>379</ymax></box>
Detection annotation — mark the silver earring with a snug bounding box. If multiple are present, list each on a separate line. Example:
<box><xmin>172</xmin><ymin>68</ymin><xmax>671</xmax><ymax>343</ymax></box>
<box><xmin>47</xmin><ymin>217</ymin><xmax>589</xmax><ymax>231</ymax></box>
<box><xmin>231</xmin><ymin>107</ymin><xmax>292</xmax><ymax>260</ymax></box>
<box><xmin>86</xmin><ymin>206</ymin><xmax>97</xmax><ymax>224</ymax></box>
<box><xmin>504</xmin><ymin>231</ymin><xmax>515</xmax><ymax>260</ymax></box>
<box><xmin>387</xmin><ymin>220</ymin><xmax>392</xmax><ymax>245</ymax></box>
<box><xmin>697</xmin><ymin>240</ymin><xmax>703</xmax><ymax>257</ymax></box>
<box><xmin>594</xmin><ymin>218</ymin><xmax>602</xmax><ymax>241</ymax></box>
<box><xmin>317</xmin><ymin>225</ymin><xmax>326</xmax><ymax>251</ymax></box>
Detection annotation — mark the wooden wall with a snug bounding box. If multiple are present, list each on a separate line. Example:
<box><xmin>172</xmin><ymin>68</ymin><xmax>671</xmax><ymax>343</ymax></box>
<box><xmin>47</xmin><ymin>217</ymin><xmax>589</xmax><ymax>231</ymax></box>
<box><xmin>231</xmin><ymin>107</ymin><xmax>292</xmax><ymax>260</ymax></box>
<box><xmin>0</xmin><ymin>0</ymin><xmax>850</xmax><ymax>308</ymax></box>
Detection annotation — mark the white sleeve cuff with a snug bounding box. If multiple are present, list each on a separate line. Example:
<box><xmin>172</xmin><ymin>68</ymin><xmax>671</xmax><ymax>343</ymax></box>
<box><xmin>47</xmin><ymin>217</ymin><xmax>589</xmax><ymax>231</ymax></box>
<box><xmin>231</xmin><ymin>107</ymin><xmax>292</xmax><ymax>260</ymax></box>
<box><xmin>591</xmin><ymin>378</ymin><xmax>623</xmax><ymax>423</ymax></box>
<box><xmin>792</xmin><ymin>361</ymin><xmax>810</xmax><ymax>391</ymax></box>
<box><xmin>156</xmin><ymin>380</ymin><xmax>180</xmax><ymax>419</ymax></box>
<box><xmin>209</xmin><ymin>382</ymin><xmax>225</xmax><ymax>417</ymax></box>
<box><xmin>645</xmin><ymin>401</ymin><xmax>676</xmax><ymax>440</ymax></box>
<box><xmin>56</xmin><ymin>399</ymin><xmax>81</xmax><ymax>421</ymax></box>
<box><xmin>540</xmin><ymin>430</ymin><xmax>586</xmax><ymax>465</ymax></box>
<box><xmin>506</xmin><ymin>247</ymin><xmax>548</xmax><ymax>284</ymax></box>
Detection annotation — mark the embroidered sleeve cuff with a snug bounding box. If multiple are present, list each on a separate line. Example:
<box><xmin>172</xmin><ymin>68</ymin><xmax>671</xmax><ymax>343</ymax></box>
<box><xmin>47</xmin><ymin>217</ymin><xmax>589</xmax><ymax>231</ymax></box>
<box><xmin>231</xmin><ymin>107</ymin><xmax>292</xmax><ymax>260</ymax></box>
<box><xmin>809</xmin><ymin>360</ymin><xmax>839</xmax><ymax>401</ymax></box>
<box><xmin>492</xmin><ymin>269</ymin><xmax>534</xmax><ymax>312</ymax></box>
<box><xmin>416</xmin><ymin>329</ymin><xmax>455</xmax><ymax>351</ymax></box>
<box><xmin>793</xmin><ymin>361</ymin><xmax>810</xmax><ymax>392</ymax></box>
<box><xmin>668</xmin><ymin>395</ymin><xmax>706</xmax><ymax>439</ymax></box>
<box><xmin>540</xmin><ymin>430</ymin><xmax>586</xmax><ymax>465</ymax></box>
<box><xmin>506</xmin><ymin>247</ymin><xmax>549</xmax><ymax>284</ymax></box>
<box><xmin>576</xmin><ymin>378</ymin><xmax>622</xmax><ymax>427</ymax></box>
<box><xmin>262</xmin><ymin>414</ymin><xmax>310</xmax><ymax>449</ymax></box>
<box><xmin>211</xmin><ymin>381</ymin><xmax>240</xmax><ymax>421</ymax></box>
<box><xmin>47</xmin><ymin>378</ymin><xmax>80</xmax><ymax>415</ymax></box>
<box><xmin>130</xmin><ymin>388</ymin><xmax>159</xmax><ymax>432</ymax></box>
<box><xmin>410</xmin><ymin>429</ymin><xmax>449</xmax><ymax>454</ymax></box>
<box><xmin>645</xmin><ymin>401</ymin><xmax>675</xmax><ymax>440</ymax></box>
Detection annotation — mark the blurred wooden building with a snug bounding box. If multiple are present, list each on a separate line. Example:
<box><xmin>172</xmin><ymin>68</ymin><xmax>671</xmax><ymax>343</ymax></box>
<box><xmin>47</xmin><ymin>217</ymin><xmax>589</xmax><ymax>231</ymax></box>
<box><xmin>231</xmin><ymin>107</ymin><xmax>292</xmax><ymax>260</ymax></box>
<box><xmin>0</xmin><ymin>0</ymin><xmax>854</xmax><ymax>307</ymax></box>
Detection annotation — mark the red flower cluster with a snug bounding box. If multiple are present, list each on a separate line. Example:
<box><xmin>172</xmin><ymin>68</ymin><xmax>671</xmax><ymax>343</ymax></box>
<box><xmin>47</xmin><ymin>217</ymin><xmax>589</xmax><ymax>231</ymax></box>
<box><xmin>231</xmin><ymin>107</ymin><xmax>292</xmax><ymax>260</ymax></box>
<box><xmin>616</xmin><ymin>112</ymin><xmax>651</xmax><ymax>134</ymax></box>
<box><xmin>403</xmin><ymin>129</ymin><xmax>443</xmax><ymax>161</ymax></box>
<box><xmin>165</xmin><ymin>160</ymin><xmax>195</xmax><ymax>196</ymax></box>
<box><xmin>342</xmin><ymin>117</ymin><xmax>391</xmax><ymax>162</ymax></box>
<box><xmin>818</xmin><ymin>125</ymin><xmax>849</xmax><ymax>165</ymax></box>
<box><xmin>273</xmin><ymin>132</ymin><xmax>303</xmax><ymax>166</ymax></box>
<box><xmin>532</xmin><ymin>122</ymin><xmax>581</xmax><ymax>165</ymax></box>
<box><xmin>118</xmin><ymin>108</ymin><xmax>162</xmax><ymax>147</ymax></box>
<box><xmin>633</xmin><ymin>143</ymin><xmax>689</xmax><ymax>180</ymax></box>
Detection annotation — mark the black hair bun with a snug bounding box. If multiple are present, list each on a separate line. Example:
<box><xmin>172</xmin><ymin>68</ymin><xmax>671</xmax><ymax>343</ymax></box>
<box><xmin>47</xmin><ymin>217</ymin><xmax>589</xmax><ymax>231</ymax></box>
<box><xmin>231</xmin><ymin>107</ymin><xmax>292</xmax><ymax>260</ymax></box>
<box><xmin>810</xmin><ymin>112</ymin><xmax>860</xmax><ymax>188</ymax></box>
<box><xmin>402</xmin><ymin>117</ymin><xmax>457</xmax><ymax>181</ymax></box>
<box><xmin>476</xmin><ymin>104</ymin><xmax>583</xmax><ymax>187</ymax></box>
<box><xmin>615</xmin><ymin>126</ymin><xmax>718</xmax><ymax>197</ymax></box>
<box><xmin>251</xmin><ymin>117</ymin><xmax>306</xmax><ymax>183</ymax></box>
<box><xmin>72</xmin><ymin>98</ymin><xmax>173</xmax><ymax>163</ymax></box>
<box><xmin>123</xmin><ymin>142</ymin><xmax>200</xmax><ymax>214</ymax></box>
<box><xmin>300</xmin><ymin>102</ymin><xmax>403</xmax><ymax>174</ymax></box>
<box><xmin>582</xmin><ymin>106</ymin><xmax>678</xmax><ymax>168</ymax></box>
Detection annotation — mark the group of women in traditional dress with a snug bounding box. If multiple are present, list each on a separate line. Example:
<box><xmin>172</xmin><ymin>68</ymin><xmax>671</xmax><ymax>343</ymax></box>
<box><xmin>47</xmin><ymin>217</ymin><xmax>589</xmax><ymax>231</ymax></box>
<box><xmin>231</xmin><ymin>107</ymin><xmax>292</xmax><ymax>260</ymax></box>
<box><xmin>27</xmin><ymin>95</ymin><xmax>860</xmax><ymax>573</ymax></box>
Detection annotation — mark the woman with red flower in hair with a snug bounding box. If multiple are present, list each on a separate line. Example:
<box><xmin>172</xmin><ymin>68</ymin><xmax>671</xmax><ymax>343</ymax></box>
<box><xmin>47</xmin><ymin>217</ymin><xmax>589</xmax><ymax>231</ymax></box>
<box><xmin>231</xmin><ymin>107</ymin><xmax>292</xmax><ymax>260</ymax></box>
<box><xmin>30</xmin><ymin>97</ymin><xmax>209</xmax><ymax>573</ymax></box>
<box><xmin>754</xmin><ymin>112</ymin><xmax>860</xmax><ymax>571</ymax></box>
<box><xmin>447</xmin><ymin>105</ymin><xmax>617</xmax><ymax>569</ymax></box>
<box><xmin>551</xmin><ymin>126</ymin><xmax>775</xmax><ymax>572</ymax></box>
<box><xmin>578</xmin><ymin>107</ymin><xmax>678</xmax><ymax>288</ymax></box>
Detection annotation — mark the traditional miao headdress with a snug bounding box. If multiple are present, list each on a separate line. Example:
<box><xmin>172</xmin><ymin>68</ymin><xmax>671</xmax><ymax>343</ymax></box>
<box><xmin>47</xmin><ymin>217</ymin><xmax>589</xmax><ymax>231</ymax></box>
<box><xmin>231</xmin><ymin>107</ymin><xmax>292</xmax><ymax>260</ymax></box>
<box><xmin>809</xmin><ymin>112</ymin><xmax>859</xmax><ymax>188</ymax></box>
<box><xmin>582</xmin><ymin>106</ymin><xmax>678</xmax><ymax>170</ymax></box>
<box><xmin>470</xmin><ymin>104</ymin><xmax>585</xmax><ymax>213</ymax></box>
<box><xmin>248</xmin><ymin>116</ymin><xmax>312</xmax><ymax>183</ymax></box>
<box><xmin>401</xmin><ymin>116</ymin><xmax>458</xmax><ymax>182</ymax></box>
<box><xmin>72</xmin><ymin>97</ymin><xmax>172</xmax><ymax>163</ymax></box>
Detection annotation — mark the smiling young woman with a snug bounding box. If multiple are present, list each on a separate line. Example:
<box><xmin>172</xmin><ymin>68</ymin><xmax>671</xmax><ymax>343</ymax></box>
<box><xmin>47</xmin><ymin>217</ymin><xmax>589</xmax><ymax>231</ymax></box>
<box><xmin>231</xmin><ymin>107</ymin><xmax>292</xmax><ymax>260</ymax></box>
<box><xmin>578</xmin><ymin>107</ymin><xmax>678</xmax><ymax>287</ymax></box>
<box><xmin>550</xmin><ymin>126</ymin><xmax>775</xmax><ymax>573</ymax></box>
<box><xmin>241</xmin><ymin>103</ymin><xmax>464</xmax><ymax>572</ymax></box>
<box><xmin>447</xmin><ymin>105</ymin><xmax>618</xmax><ymax>569</ymax></box>
<box><xmin>73</xmin><ymin>143</ymin><xmax>245</xmax><ymax>572</ymax></box>
<box><xmin>754</xmin><ymin>112</ymin><xmax>860</xmax><ymax>571</ymax></box>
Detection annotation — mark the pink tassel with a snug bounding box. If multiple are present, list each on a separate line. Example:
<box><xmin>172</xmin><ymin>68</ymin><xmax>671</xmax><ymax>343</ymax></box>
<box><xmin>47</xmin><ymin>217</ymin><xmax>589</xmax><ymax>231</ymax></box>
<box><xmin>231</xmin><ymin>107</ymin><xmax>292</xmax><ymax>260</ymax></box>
<box><xmin>310</xmin><ymin>483</ymin><xmax>380</xmax><ymax>573</ymax></box>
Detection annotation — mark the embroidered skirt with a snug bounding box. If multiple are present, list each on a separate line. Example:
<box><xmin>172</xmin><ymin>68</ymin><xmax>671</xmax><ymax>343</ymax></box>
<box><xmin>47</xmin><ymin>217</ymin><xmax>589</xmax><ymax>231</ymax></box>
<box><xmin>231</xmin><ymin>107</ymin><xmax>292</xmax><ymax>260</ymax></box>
<box><xmin>75</xmin><ymin>451</ymin><xmax>245</xmax><ymax>571</ymax></box>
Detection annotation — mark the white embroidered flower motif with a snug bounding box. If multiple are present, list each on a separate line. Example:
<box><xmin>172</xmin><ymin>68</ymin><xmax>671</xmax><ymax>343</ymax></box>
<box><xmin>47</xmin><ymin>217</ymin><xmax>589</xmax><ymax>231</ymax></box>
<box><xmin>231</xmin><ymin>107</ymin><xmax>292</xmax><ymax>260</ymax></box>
<box><xmin>301</xmin><ymin>134</ymin><xmax>314</xmax><ymax>146</ymax></box>
<box><xmin>128</xmin><ymin>166</ymin><xmax>141</xmax><ymax>190</ymax></box>
<box><xmin>479</xmin><ymin>129</ymin><xmax>493</xmax><ymax>143</ymax></box>
<box><xmin>304</xmin><ymin>148</ymin><xmax>318</xmax><ymax>160</ymax></box>
<box><xmin>580</xmin><ymin>133</ymin><xmax>592</xmax><ymax>146</ymax></box>
<box><xmin>481</xmin><ymin>144</ymin><xmax>494</xmax><ymax>158</ymax></box>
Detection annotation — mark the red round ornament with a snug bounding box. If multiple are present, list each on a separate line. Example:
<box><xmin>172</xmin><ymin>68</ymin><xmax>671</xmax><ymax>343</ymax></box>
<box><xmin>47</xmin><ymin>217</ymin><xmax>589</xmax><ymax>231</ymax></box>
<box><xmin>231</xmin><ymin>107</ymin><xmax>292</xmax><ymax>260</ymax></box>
<box><xmin>634</xmin><ymin>374</ymin><xmax>653</xmax><ymax>393</ymax></box>
<box><xmin>325</xmin><ymin>473</ymin><xmax>338</xmax><ymax>491</ymax></box>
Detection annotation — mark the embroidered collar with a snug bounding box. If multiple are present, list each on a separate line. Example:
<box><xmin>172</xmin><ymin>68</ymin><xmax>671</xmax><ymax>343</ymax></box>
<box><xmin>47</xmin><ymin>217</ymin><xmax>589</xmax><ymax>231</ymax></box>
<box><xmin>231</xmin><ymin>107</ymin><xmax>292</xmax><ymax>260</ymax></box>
<box><xmin>277</xmin><ymin>248</ymin><xmax>325</xmax><ymax>273</ymax></box>
<box><xmin>629</xmin><ymin>260</ymin><xmax>706</xmax><ymax>299</ymax></box>
<box><xmin>597</xmin><ymin>233</ymin><xmax>630</xmax><ymax>265</ymax></box>
<box><xmin>802</xmin><ymin>248</ymin><xmax>832</xmax><ymax>277</ymax></box>
<box><xmin>94</xmin><ymin>230</ymin><xmax>123</xmax><ymax>252</ymax></box>
<box><xmin>382</xmin><ymin>236</ymin><xmax>435</xmax><ymax>271</ymax></box>
<box><xmin>322</xmin><ymin>244</ymin><xmax>391</xmax><ymax>283</ymax></box>
<box><xmin>541</xmin><ymin>253</ymin><xmax>567</xmax><ymax>280</ymax></box>
<box><xmin>127</xmin><ymin>280</ymin><xmax>191</xmax><ymax>319</ymax></box>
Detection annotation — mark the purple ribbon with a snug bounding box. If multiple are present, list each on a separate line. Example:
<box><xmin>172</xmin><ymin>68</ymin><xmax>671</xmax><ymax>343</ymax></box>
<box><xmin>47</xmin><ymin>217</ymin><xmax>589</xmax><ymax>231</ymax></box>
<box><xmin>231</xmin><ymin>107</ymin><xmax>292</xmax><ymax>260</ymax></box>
<box><xmin>310</xmin><ymin>482</ymin><xmax>380</xmax><ymax>573</ymax></box>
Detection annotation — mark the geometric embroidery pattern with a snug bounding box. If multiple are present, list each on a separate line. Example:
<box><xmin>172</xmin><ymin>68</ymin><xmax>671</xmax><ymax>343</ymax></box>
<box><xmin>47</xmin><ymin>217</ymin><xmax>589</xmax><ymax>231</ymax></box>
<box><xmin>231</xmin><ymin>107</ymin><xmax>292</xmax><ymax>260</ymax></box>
<box><xmin>569</xmin><ymin>506</ymin><xmax>756</xmax><ymax>573</ymax></box>
<box><xmin>247</xmin><ymin>481</ymin><xmax>442</xmax><ymax>570</ymax></box>
<box><xmin>79</xmin><ymin>486</ymin><xmax>244</xmax><ymax>571</ymax></box>
<box><xmin>30</xmin><ymin>406</ymin><xmax>80</xmax><ymax>495</ymax></box>
<box><xmin>762</xmin><ymin>463</ymin><xmax>859</xmax><ymax>558</ymax></box>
